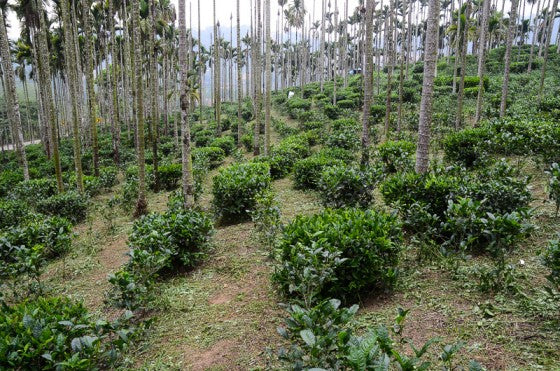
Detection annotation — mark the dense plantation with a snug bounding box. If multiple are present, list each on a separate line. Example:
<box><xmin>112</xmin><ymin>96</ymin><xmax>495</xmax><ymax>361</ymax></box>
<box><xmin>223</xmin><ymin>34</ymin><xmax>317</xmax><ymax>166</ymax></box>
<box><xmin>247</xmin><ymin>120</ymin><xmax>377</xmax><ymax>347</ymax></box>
<box><xmin>1</xmin><ymin>0</ymin><xmax>560</xmax><ymax>369</ymax></box>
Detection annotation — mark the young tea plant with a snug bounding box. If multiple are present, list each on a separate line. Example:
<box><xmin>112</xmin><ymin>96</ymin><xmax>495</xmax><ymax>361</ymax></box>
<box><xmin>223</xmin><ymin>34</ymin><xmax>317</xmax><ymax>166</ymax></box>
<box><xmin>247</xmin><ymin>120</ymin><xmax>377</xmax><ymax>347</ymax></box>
<box><xmin>546</xmin><ymin>163</ymin><xmax>560</xmax><ymax>217</ymax></box>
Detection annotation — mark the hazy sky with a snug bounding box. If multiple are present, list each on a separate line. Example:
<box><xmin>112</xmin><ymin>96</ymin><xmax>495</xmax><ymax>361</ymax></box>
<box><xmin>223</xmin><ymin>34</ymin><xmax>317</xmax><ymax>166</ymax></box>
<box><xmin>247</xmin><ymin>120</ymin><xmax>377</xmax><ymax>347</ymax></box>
<box><xmin>6</xmin><ymin>0</ymin><xmax>362</xmax><ymax>41</ymax></box>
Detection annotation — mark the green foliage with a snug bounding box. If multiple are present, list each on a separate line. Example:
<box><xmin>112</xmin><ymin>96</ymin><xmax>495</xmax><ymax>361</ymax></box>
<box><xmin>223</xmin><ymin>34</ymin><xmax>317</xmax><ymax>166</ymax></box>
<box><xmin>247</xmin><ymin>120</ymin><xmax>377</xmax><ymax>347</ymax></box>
<box><xmin>250</xmin><ymin>190</ymin><xmax>282</xmax><ymax>248</ymax></box>
<box><xmin>0</xmin><ymin>297</ymin><xmax>140</xmax><ymax>369</ymax></box>
<box><xmin>193</xmin><ymin>129</ymin><xmax>215</xmax><ymax>147</ymax></box>
<box><xmin>36</xmin><ymin>191</ymin><xmax>88</xmax><ymax>224</ymax></box>
<box><xmin>193</xmin><ymin>146</ymin><xmax>226</xmax><ymax>169</ymax></box>
<box><xmin>212</xmin><ymin>162</ymin><xmax>271</xmax><ymax>219</ymax></box>
<box><xmin>0</xmin><ymin>170</ymin><xmax>24</xmax><ymax>198</ymax></box>
<box><xmin>259</xmin><ymin>136</ymin><xmax>311</xmax><ymax>179</ymax></box>
<box><xmin>376</xmin><ymin>140</ymin><xmax>416</xmax><ymax>174</ymax></box>
<box><xmin>274</xmin><ymin>208</ymin><xmax>403</xmax><ymax>302</ymax></box>
<box><xmin>323</xmin><ymin>103</ymin><xmax>341</xmax><ymax>119</ymax></box>
<box><xmin>443</xmin><ymin>128</ymin><xmax>490</xmax><ymax>167</ymax></box>
<box><xmin>287</xmin><ymin>98</ymin><xmax>312</xmax><ymax>119</ymax></box>
<box><xmin>546</xmin><ymin>163</ymin><xmax>560</xmax><ymax>216</ymax></box>
<box><xmin>157</xmin><ymin>163</ymin><xmax>182</xmax><ymax>191</ymax></box>
<box><xmin>318</xmin><ymin>165</ymin><xmax>379</xmax><ymax>208</ymax></box>
<box><xmin>0</xmin><ymin>199</ymin><xmax>30</xmax><ymax>229</ymax></box>
<box><xmin>98</xmin><ymin>167</ymin><xmax>118</xmax><ymax>189</ymax></box>
<box><xmin>293</xmin><ymin>154</ymin><xmax>345</xmax><ymax>190</ymax></box>
<box><xmin>210</xmin><ymin>136</ymin><xmax>236</xmax><ymax>155</ymax></box>
<box><xmin>10</xmin><ymin>178</ymin><xmax>58</xmax><ymax>206</ymax></box>
<box><xmin>337</xmin><ymin>99</ymin><xmax>358</xmax><ymax>109</ymax></box>
<box><xmin>543</xmin><ymin>238</ymin><xmax>560</xmax><ymax>289</ymax></box>
<box><xmin>109</xmin><ymin>208</ymin><xmax>213</xmax><ymax>310</ymax></box>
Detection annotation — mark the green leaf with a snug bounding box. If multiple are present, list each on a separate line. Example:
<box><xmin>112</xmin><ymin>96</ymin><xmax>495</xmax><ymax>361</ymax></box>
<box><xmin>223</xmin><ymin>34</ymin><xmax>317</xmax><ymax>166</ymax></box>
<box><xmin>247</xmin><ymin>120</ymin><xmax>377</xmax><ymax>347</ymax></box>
<box><xmin>300</xmin><ymin>329</ymin><xmax>316</xmax><ymax>347</ymax></box>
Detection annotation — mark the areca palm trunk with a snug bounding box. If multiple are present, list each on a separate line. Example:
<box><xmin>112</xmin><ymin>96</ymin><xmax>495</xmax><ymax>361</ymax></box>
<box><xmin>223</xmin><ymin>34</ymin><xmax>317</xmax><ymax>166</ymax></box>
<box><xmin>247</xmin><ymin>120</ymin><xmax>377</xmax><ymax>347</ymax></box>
<box><xmin>264</xmin><ymin>0</ymin><xmax>272</xmax><ymax>155</ymax></box>
<box><xmin>500</xmin><ymin>0</ymin><xmax>519</xmax><ymax>117</ymax></box>
<box><xmin>34</xmin><ymin>0</ymin><xmax>63</xmax><ymax>192</ymax></box>
<box><xmin>527</xmin><ymin>0</ymin><xmax>542</xmax><ymax>71</ymax></box>
<box><xmin>254</xmin><ymin>0</ymin><xmax>262</xmax><ymax>156</ymax></box>
<box><xmin>384</xmin><ymin>0</ymin><xmax>395</xmax><ymax>139</ymax></box>
<box><xmin>415</xmin><ymin>0</ymin><xmax>439</xmax><ymax>174</ymax></box>
<box><xmin>132</xmin><ymin>0</ymin><xmax>148</xmax><ymax>216</ymax></box>
<box><xmin>179</xmin><ymin>0</ymin><xmax>195</xmax><ymax>208</ymax></box>
<box><xmin>213</xmin><ymin>0</ymin><xmax>222</xmax><ymax>135</ymax></box>
<box><xmin>108</xmin><ymin>0</ymin><xmax>120</xmax><ymax>165</ymax></box>
<box><xmin>474</xmin><ymin>0</ymin><xmax>491</xmax><ymax>124</ymax></box>
<box><xmin>456</xmin><ymin>1</ymin><xmax>470</xmax><ymax>129</ymax></box>
<box><xmin>319</xmin><ymin>0</ymin><xmax>326</xmax><ymax>92</ymax></box>
<box><xmin>538</xmin><ymin>0</ymin><xmax>559</xmax><ymax>100</ymax></box>
<box><xmin>82</xmin><ymin>0</ymin><xmax>100</xmax><ymax>176</ymax></box>
<box><xmin>60</xmin><ymin>0</ymin><xmax>84</xmax><ymax>192</ymax></box>
<box><xmin>237</xmin><ymin>0</ymin><xmax>243</xmax><ymax>147</ymax></box>
<box><xmin>361</xmin><ymin>0</ymin><xmax>376</xmax><ymax>165</ymax></box>
<box><xmin>149</xmin><ymin>0</ymin><xmax>160</xmax><ymax>191</ymax></box>
<box><xmin>0</xmin><ymin>9</ymin><xmax>29</xmax><ymax>181</ymax></box>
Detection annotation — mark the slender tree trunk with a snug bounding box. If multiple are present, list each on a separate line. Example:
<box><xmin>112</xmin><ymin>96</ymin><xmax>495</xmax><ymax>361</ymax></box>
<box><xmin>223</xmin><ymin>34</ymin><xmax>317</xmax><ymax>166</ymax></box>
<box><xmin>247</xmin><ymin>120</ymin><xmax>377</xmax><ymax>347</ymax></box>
<box><xmin>475</xmin><ymin>0</ymin><xmax>491</xmax><ymax>124</ymax></box>
<box><xmin>132</xmin><ymin>0</ymin><xmax>148</xmax><ymax>216</ymax></box>
<box><xmin>456</xmin><ymin>1</ymin><xmax>470</xmax><ymax>129</ymax></box>
<box><xmin>254</xmin><ymin>0</ymin><xmax>262</xmax><ymax>156</ymax></box>
<box><xmin>178</xmin><ymin>0</ymin><xmax>195</xmax><ymax>208</ymax></box>
<box><xmin>538</xmin><ymin>0</ymin><xmax>559</xmax><ymax>100</ymax></box>
<box><xmin>61</xmin><ymin>0</ymin><xmax>84</xmax><ymax>192</ymax></box>
<box><xmin>264</xmin><ymin>0</ymin><xmax>272</xmax><ymax>155</ymax></box>
<box><xmin>0</xmin><ymin>9</ymin><xmax>29</xmax><ymax>181</ymax></box>
<box><xmin>361</xmin><ymin>0</ymin><xmax>376</xmax><ymax>165</ymax></box>
<box><xmin>500</xmin><ymin>0</ymin><xmax>519</xmax><ymax>116</ymax></box>
<box><xmin>415</xmin><ymin>0</ymin><xmax>439</xmax><ymax>174</ymax></box>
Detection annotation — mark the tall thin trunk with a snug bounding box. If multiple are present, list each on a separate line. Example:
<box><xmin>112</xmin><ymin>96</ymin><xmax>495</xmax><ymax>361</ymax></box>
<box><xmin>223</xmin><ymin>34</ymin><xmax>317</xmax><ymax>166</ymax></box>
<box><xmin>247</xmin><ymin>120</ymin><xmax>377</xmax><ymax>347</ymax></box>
<box><xmin>132</xmin><ymin>0</ymin><xmax>148</xmax><ymax>216</ymax></box>
<box><xmin>415</xmin><ymin>0</ymin><xmax>439</xmax><ymax>174</ymax></box>
<box><xmin>237</xmin><ymin>0</ymin><xmax>243</xmax><ymax>147</ymax></box>
<box><xmin>264</xmin><ymin>0</ymin><xmax>272</xmax><ymax>155</ymax></box>
<box><xmin>61</xmin><ymin>0</ymin><xmax>84</xmax><ymax>192</ymax></box>
<box><xmin>0</xmin><ymin>9</ymin><xmax>29</xmax><ymax>181</ymax></box>
<box><xmin>361</xmin><ymin>0</ymin><xmax>376</xmax><ymax>165</ymax></box>
<box><xmin>149</xmin><ymin>0</ymin><xmax>160</xmax><ymax>191</ymax></box>
<box><xmin>179</xmin><ymin>0</ymin><xmax>195</xmax><ymax>208</ymax></box>
<box><xmin>254</xmin><ymin>0</ymin><xmax>262</xmax><ymax>156</ymax></box>
<box><xmin>538</xmin><ymin>0</ymin><xmax>559</xmax><ymax>100</ymax></box>
<box><xmin>474</xmin><ymin>0</ymin><xmax>491</xmax><ymax>124</ymax></box>
<box><xmin>319</xmin><ymin>0</ymin><xmax>326</xmax><ymax>92</ymax></box>
<box><xmin>456</xmin><ymin>1</ymin><xmax>470</xmax><ymax>129</ymax></box>
<box><xmin>500</xmin><ymin>0</ymin><xmax>519</xmax><ymax>117</ymax></box>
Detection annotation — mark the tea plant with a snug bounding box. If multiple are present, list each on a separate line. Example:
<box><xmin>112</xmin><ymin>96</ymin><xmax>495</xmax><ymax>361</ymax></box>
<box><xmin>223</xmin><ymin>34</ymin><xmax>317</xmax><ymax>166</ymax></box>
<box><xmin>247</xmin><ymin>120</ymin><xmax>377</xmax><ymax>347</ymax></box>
<box><xmin>36</xmin><ymin>191</ymin><xmax>88</xmax><ymax>224</ymax></box>
<box><xmin>250</xmin><ymin>190</ymin><xmax>282</xmax><ymax>248</ymax></box>
<box><xmin>318</xmin><ymin>165</ymin><xmax>380</xmax><ymax>208</ymax></box>
<box><xmin>546</xmin><ymin>163</ymin><xmax>560</xmax><ymax>217</ymax></box>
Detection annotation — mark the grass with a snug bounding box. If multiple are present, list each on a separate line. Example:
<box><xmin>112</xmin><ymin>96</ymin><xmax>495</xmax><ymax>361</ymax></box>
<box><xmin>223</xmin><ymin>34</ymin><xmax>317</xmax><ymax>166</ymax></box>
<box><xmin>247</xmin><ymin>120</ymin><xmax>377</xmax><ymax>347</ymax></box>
<box><xmin>12</xmin><ymin>107</ymin><xmax>559</xmax><ymax>369</ymax></box>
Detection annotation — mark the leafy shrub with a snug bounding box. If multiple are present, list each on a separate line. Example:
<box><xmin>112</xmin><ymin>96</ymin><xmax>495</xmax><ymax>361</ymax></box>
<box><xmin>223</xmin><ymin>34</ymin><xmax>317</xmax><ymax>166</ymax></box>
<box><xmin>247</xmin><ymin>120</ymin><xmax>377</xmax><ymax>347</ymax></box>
<box><xmin>0</xmin><ymin>216</ymin><xmax>73</xmax><ymax>262</ymax></box>
<box><xmin>318</xmin><ymin>165</ymin><xmax>379</xmax><ymax>208</ymax></box>
<box><xmin>294</xmin><ymin>155</ymin><xmax>345</xmax><ymax>190</ymax></box>
<box><xmin>0</xmin><ymin>297</ymin><xmax>139</xmax><ymax>369</ymax></box>
<box><xmin>376</xmin><ymin>140</ymin><xmax>416</xmax><ymax>173</ymax></box>
<box><xmin>10</xmin><ymin>178</ymin><xmax>57</xmax><ymax>205</ymax></box>
<box><xmin>193</xmin><ymin>129</ymin><xmax>214</xmax><ymax>147</ymax></box>
<box><xmin>323</xmin><ymin>103</ymin><xmax>340</xmax><ymax>119</ymax></box>
<box><xmin>0</xmin><ymin>199</ymin><xmax>30</xmax><ymax>229</ymax></box>
<box><xmin>546</xmin><ymin>163</ymin><xmax>560</xmax><ymax>216</ymax></box>
<box><xmin>212</xmin><ymin>162</ymin><xmax>271</xmax><ymax>219</ymax></box>
<box><xmin>240</xmin><ymin>133</ymin><xmax>253</xmax><ymax>151</ymax></box>
<box><xmin>157</xmin><ymin>163</ymin><xmax>182</xmax><ymax>191</ymax></box>
<box><xmin>443</xmin><ymin>128</ymin><xmax>490</xmax><ymax>167</ymax></box>
<box><xmin>287</xmin><ymin>98</ymin><xmax>311</xmax><ymax>119</ymax></box>
<box><xmin>337</xmin><ymin>99</ymin><xmax>357</xmax><ymax>109</ymax></box>
<box><xmin>193</xmin><ymin>146</ymin><xmax>226</xmax><ymax>169</ymax></box>
<box><xmin>36</xmin><ymin>191</ymin><xmax>88</xmax><ymax>224</ymax></box>
<box><xmin>98</xmin><ymin>166</ymin><xmax>118</xmax><ymax>189</ymax></box>
<box><xmin>543</xmin><ymin>238</ymin><xmax>560</xmax><ymax>289</ymax></box>
<box><xmin>273</xmin><ymin>208</ymin><xmax>402</xmax><ymax>302</ymax></box>
<box><xmin>265</xmin><ymin>136</ymin><xmax>311</xmax><ymax>179</ymax></box>
<box><xmin>326</xmin><ymin>126</ymin><xmax>360</xmax><ymax>151</ymax></box>
<box><xmin>109</xmin><ymin>208</ymin><xmax>213</xmax><ymax>309</ymax></box>
<box><xmin>0</xmin><ymin>170</ymin><xmax>24</xmax><ymax>198</ymax></box>
<box><xmin>210</xmin><ymin>136</ymin><xmax>236</xmax><ymax>155</ymax></box>
<box><xmin>250</xmin><ymin>190</ymin><xmax>282</xmax><ymax>248</ymax></box>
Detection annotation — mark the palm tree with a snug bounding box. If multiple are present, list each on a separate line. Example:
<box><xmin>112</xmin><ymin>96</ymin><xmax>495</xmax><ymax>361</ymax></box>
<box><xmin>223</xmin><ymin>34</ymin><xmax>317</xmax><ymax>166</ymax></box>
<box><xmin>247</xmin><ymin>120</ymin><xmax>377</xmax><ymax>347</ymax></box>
<box><xmin>538</xmin><ymin>0</ymin><xmax>559</xmax><ymax>100</ymax></box>
<box><xmin>415</xmin><ymin>0</ymin><xmax>439</xmax><ymax>173</ymax></box>
<box><xmin>474</xmin><ymin>0</ymin><xmax>491</xmax><ymax>124</ymax></box>
<box><xmin>178</xmin><ymin>0</ymin><xmax>195</xmax><ymax>208</ymax></box>
<box><xmin>0</xmin><ymin>5</ymin><xmax>29</xmax><ymax>181</ymax></box>
<box><xmin>237</xmin><ymin>0</ymin><xmax>243</xmax><ymax>147</ymax></box>
<box><xmin>132</xmin><ymin>0</ymin><xmax>148</xmax><ymax>216</ymax></box>
<box><xmin>213</xmin><ymin>0</ymin><xmax>222</xmax><ymax>135</ymax></box>
<box><xmin>60</xmin><ymin>0</ymin><xmax>84</xmax><ymax>193</ymax></box>
<box><xmin>265</xmin><ymin>0</ymin><xmax>272</xmax><ymax>155</ymax></box>
<box><xmin>253</xmin><ymin>0</ymin><xmax>263</xmax><ymax>156</ymax></box>
<box><xmin>455</xmin><ymin>1</ymin><xmax>470</xmax><ymax>129</ymax></box>
<box><xmin>81</xmin><ymin>0</ymin><xmax>100</xmax><ymax>176</ymax></box>
<box><xmin>108</xmin><ymin>0</ymin><xmax>120</xmax><ymax>165</ymax></box>
<box><xmin>361</xmin><ymin>0</ymin><xmax>375</xmax><ymax>165</ymax></box>
<box><xmin>500</xmin><ymin>0</ymin><xmax>519</xmax><ymax>117</ymax></box>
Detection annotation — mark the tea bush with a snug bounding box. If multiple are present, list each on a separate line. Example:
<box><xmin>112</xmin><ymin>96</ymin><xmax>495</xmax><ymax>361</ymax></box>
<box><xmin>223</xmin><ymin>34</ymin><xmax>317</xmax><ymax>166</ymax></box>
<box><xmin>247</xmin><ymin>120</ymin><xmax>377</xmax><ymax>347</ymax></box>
<box><xmin>0</xmin><ymin>199</ymin><xmax>30</xmax><ymax>229</ymax></box>
<box><xmin>376</xmin><ymin>140</ymin><xmax>416</xmax><ymax>174</ymax></box>
<box><xmin>287</xmin><ymin>98</ymin><xmax>311</xmax><ymax>119</ymax></box>
<box><xmin>273</xmin><ymin>208</ymin><xmax>402</xmax><ymax>302</ymax></box>
<box><xmin>293</xmin><ymin>154</ymin><xmax>345</xmax><ymax>190</ymax></box>
<box><xmin>543</xmin><ymin>238</ymin><xmax>560</xmax><ymax>289</ymax></box>
<box><xmin>36</xmin><ymin>191</ymin><xmax>88</xmax><ymax>224</ymax></box>
<box><xmin>443</xmin><ymin>128</ymin><xmax>490</xmax><ymax>167</ymax></box>
<box><xmin>157</xmin><ymin>163</ymin><xmax>182</xmax><ymax>191</ymax></box>
<box><xmin>250</xmin><ymin>190</ymin><xmax>282</xmax><ymax>248</ymax></box>
<box><xmin>318</xmin><ymin>165</ymin><xmax>379</xmax><ymax>208</ymax></box>
<box><xmin>0</xmin><ymin>297</ymin><xmax>140</xmax><ymax>369</ymax></box>
<box><xmin>256</xmin><ymin>136</ymin><xmax>310</xmax><ymax>179</ymax></box>
<box><xmin>546</xmin><ymin>163</ymin><xmax>560</xmax><ymax>216</ymax></box>
<box><xmin>193</xmin><ymin>146</ymin><xmax>226</xmax><ymax>169</ymax></box>
<box><xmin>98</xmin><ymin>166</ymin><xmax>118</xmax><ymax>189</ymax></box>
<box><xmin>210</xmin><ymin>136</ymin><xmax>236</xmax><ymax>155</ymax></box>
<box><xmin>10</xmin><ymin>178</ymin><xmax>57</xmax><ymax>205</ymax></box>
<box><xmin>212</xmin><ymin>162</ymin><xmax>271</xmax><ymax>219</ymax></box>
